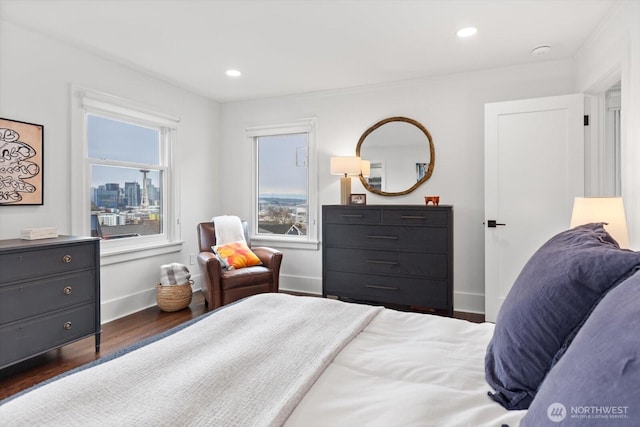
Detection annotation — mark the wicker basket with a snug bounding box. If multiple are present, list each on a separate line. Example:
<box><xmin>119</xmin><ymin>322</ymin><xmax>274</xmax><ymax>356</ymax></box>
<box><xmin>156</xmin><ymin>281</ymin><xmax>193</xmax><ymax>312</ymax></box>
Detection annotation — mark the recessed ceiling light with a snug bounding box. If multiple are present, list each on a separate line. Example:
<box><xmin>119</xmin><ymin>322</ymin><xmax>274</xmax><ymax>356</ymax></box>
<box><xmin>226</xmin><ymin>69</ymin><xmax>242</xmax><ymax>77</ymax></box>
<box><xmin>531</xmin><ymin>45</ymin><xmax>551</xmax><ymax>56</ymax></box>
<box><xmin>456</xmin><ymin>27</ymin><xmax>477</xmax><ymax>38</ymax></box>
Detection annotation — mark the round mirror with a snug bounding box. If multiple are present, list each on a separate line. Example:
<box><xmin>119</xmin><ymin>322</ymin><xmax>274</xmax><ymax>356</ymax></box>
<box><xmin>356</xmin><ymin>116</ymin><xmax>435</xmax><ymax>196</ymax></box>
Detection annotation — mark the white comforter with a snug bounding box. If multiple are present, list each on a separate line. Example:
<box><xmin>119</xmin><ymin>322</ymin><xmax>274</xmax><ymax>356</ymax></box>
<box><xmin>0</xmin><ymin>294</ymin><xmax>381</xmax><ymax>426</ymax></box>
<box><xmin>1</xmin><ymin>294</ymin><xmax>526</xmax><ymax>426</ymax></box>
<box><xmin>286</xmin><ymin>308</ymin><xmax>526</xmax><ymax>427</ymax></box>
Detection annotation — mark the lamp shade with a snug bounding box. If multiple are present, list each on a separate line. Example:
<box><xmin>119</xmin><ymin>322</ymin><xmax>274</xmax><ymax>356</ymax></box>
<box><xmin>570</xmin><ymin>197</ymin><xmax>629</xmax><ymax>248</ymax></box>
<box><xmin>330</xmin><ymin>156</ymin><xmax>361</xmax><ymax>176</ymax></box>
<box><xmin>360</xmin><ymin>160</ymin><xmax>371</xmax><ymax>178</ymax></box>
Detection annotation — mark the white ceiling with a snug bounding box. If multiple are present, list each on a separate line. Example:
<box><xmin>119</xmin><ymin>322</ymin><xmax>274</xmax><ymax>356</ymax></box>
<box><xmin>0</xmin><ymin>0</ymin><xmax>620</xmax><ymax>103</ymax></box>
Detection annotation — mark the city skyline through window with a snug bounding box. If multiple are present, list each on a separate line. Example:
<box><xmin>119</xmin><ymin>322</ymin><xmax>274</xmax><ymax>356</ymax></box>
<box><xmin>87</xmin><ymin>114</ymin><xmax>164</xmax><ymax>239</ymax></box>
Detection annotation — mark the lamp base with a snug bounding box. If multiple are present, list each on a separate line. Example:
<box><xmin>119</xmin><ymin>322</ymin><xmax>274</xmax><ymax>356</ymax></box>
<box><xmin>340</xmin><ymin>176</ymin><xmax>351</xmax><ymax>205</ymax></box>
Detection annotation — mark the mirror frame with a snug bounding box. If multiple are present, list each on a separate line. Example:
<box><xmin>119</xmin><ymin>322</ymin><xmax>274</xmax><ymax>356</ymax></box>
<box><xmin>356</xmin><ymin>116</ymin><xmax>435</xmax><ymax>196</ymax></box>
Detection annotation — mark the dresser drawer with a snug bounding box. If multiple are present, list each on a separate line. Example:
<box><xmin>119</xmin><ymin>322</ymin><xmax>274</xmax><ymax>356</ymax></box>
<box><xmin>324</xmin><ymin>271</ymin><xmax>449</xmax><ymax>310</ymax></box>
<box><xmin>382</xmin><ymin>208</ymin><xmax>450</xmax><ymax>226</ymax></box>
<box><xmin>322</xmin><ymin>205</ymin><xmax>453</xmax><ymax>315</ymax></box>
<box><xmin>324</xmin><ymin>224</ymin><xmax>448</xmax><ymax>253</ymax></box>
<box><xmin>0</xmin><ymin>303</ymin><xmax>96</xmax><ymax>368</ymax></box>
<box><xmin>325</xmin><ymin>247</ymin><xmax>448</xmax><ymax>279</ymax></box>
<box><xmin>0</xmin><ymin>243</ymin><xmax>96</xmax><ymax>283</ymax></box>
<box><xmin>323</xmin><ymin>207</ymin><xmax>381</xmax><ymax>225</ymax></box>
<box><xmin>0</xmin><ymin>271</ymin><xmax>96</xmax><ymax>325</ymax></box>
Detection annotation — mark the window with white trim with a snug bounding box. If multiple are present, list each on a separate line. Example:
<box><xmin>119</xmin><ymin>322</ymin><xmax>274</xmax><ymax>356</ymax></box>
<box><xmin>247</xmin><ymin>119</ymin><xmax>318</xmax><ymax>249</ymax></box>
<box><xmin>71</xmin><ymin>88</ymin><xmax>182</xmax><ymax>262</ymax></box>
<box><xmin>88</xmin><ymin>114</ymin><xmax>165</xmax><ymax>240</ymax></box>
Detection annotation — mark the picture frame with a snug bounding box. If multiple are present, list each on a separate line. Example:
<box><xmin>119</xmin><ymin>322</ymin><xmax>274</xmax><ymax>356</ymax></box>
<box><xmin>0</xmin><ymin>117</ymin><xmax>44</xmax><ymax>206</ymax></box>
<box><xmin>349</xmin><ymin>193</ymin><xmax>366</xmax><ymax>205</ymax></box>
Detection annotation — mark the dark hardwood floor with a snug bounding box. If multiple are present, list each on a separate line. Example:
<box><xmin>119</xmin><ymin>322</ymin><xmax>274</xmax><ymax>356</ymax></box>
<box><xmin>0</xmin><ymin>291</ymin><xmax>483</xmax><ymax>401</ymax></box>
<box><xmin>0</xmin><ymin>291</ymin><xmax>208</xmax><ymax>401</ymax></box>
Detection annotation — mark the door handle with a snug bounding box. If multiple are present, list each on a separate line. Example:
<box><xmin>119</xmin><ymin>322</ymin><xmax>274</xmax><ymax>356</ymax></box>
<box><xmin>487</xmin><ymin>220</ymin><xmax>506</xmax><ymax>228</ymax></box>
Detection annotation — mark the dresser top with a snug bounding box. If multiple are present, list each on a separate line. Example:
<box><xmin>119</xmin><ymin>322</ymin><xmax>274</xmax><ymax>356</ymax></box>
<box><xmin>0</xmin><ymin>235</ymin><xmax>99</xmax><ymax>252</ymax></box>
<box><xmin>323</xmin><ymin>204</ymin><xmax>452</xmax><ymax>209</ymax></box>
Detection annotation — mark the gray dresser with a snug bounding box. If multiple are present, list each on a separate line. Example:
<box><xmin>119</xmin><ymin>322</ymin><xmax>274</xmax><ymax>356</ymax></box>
<box><xmin>0</xmin><ymin>236</ymin><xmax>101</xmax><ymax>369</ymax></box>
<box><xmin>322</xmin><ymin>205</ymin><xmax>453</xmax><ymax>316</ymax></box>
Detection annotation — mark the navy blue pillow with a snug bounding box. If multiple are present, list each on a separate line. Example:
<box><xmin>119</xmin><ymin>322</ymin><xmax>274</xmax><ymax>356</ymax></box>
<box><xmin>485</xmin><ymin>223</ymin><xmax>640</xmax><ymax>410</ymax></box>
<box><xmin>521</xmin><ymin>270</ymin><xmax>640</xmax><ymax>426</ymax></box>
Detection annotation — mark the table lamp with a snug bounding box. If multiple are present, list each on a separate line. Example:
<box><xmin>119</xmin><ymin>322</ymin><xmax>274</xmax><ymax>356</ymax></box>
<box><xmin>330</xmin><ymin>156</ymin><xmax>361</xmax><ymax>205</ymax></box>
<box><xmin>570</xmin><ymin>197</ymin><xmax>629</xmax><ymax>248</ymax></box>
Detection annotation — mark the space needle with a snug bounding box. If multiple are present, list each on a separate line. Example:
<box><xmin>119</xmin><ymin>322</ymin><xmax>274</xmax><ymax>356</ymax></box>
<box><xmin>139</xmin><ymin>169</ymin><xmax>150</xmax><ymax>209</ymax></box>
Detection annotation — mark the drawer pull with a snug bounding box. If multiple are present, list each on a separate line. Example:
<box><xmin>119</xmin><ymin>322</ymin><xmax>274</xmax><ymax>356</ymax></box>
<box><xmin>63</xmin><ymin>286</ymin><xmax>73</xmax><ymax>295</ymax></box>
<box><xmin>367</xmin><ymin>235</ymin><xmax>399</xmax><ymax>240</ymax></box>
<box><xmin>62</xmin><ymin>255</ymin><xmax>72</xmax><ymax>263</ymax></box>
<box><xmin>340</xmin><ymin>214</ymin><xmax>364</xmax><ymax>218</ymax></box>
<box><xmin>365</xmin><ymin>284</ymin><xmax>398</xmax><ymax>291</ymax></box>
<box><xmin>367</xmin><ymin>259</ymin><xmax>399</xmax><ymax>266</ymax></box>
<box><xmin>63</xmin><ymin>321</ymin><xmax>72</xmax><ymax>330</ymax></box>
<box><xmin>401</xmin><ymin>215</ymin><xmax>426</xmax><ymax>220</ymax></box>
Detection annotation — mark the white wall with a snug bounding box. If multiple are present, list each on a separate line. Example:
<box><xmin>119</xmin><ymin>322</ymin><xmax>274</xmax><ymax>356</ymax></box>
<box><xmin>0</xmin><ymin>21</ymin><xmax>220</xmax><ymax>322</ymax></box>
<box><xmin>3</xmin><ymin>3</ymin><xmax>633</xmax><ymax>318</ymax></box>
<box><xmin>575</xmin><ymin>0</ymin><xmax>640</xmax><ymax>248</ymax></box>
<box><xmin>219</xmin><ymin>60</ymin><xmax>576</xmax><ymax>313</ymax></box>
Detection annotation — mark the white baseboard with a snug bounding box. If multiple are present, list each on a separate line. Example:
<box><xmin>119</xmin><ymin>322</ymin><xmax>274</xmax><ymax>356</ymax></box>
<box><xmin>101</xmin><ymin>288</ymin><xmax>157</xmax><ymax>324</ymax></box>
<box><xmin>279</xmin><ymin>274</ymin><xmax>323</xmax><ymax>296</ymax></box>
<box><xmin>101</xmin><ymin>276</ymin><xmax>202</xmax><ymax>324</ymax></box>
<box><xmin>453</xmin><ymin>291</ymin><xmax>485</xmax><ymax>314</ymax></box>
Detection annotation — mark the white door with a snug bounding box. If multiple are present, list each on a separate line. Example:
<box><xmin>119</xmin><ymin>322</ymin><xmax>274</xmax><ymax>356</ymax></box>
<box><xmin>484</xmin><ymin>94</ymin><xmax>584</xmax><ymax>322</ymax></box>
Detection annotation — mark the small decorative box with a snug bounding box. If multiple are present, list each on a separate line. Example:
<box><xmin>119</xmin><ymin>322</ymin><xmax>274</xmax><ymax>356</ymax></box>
<box><xmin>20</xmin><ymin>227</ymin><xmax>59</xmax><ymax>240</ymax></box>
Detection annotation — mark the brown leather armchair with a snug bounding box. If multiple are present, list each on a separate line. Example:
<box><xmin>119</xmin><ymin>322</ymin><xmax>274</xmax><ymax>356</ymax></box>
<box><xmin>197</xmin><ymin>221</ymin><xmax>283</xmax><ymax>309</ymax></box>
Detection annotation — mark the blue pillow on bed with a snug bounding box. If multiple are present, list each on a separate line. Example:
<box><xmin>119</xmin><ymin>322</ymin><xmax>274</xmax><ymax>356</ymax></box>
<box><xmin>485</xmin><ymin>223</ymin><xmax>640</xmax><ymax>410</ymax></box>
<box><xmin>520</xmin><ymin>270</ymin><xmax>640</xmax><ymax>426</ymax></box>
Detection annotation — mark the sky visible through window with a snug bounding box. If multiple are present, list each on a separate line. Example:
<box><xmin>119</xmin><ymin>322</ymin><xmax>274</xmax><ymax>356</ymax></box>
<box><xmin>258</xmin><ymin>133</ymin><xmax>307</xmax><ymax>199</ymax></box>
<box><xmin>87</xmin><ymin>114</ymin><xmax>159</xmax><ymax>187</ymax></box>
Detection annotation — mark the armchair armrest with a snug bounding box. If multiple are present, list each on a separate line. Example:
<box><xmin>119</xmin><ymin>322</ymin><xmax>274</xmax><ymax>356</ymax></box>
<box><xmin>198</xmin><ymin>251</ymin><xmax>223</xmax><ymax>274</ymax></box>
<box><xmin>252</xmin><ymin>246</ymin><xmax>283</xmax><ymax>269</ymax></box>
<box><xmin>251</xmin><ymin>246</ymin><xmax>283</xmax><ymax>294</ymax></box>
<box><xmin>197</xmin><ymin>251</ymin><xmax>224</xmax><ymax>307</ymax></box>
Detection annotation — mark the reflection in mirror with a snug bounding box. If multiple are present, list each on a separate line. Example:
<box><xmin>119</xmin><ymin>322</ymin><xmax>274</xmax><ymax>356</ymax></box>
<box><xmin>604</xmin><ymin>81</ymin><xmax>621</xmax><ymax>196</ymax></box>
<box><xmin>356</xmin><ymin>117</ymin><xmax>434</xmax><ymax>196</ymax></box>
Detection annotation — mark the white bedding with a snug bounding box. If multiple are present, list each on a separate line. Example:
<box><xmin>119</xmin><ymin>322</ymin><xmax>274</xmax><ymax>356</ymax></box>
<box><xmin>0</xmin><ymin>294</ymin><xmax>380</xmax><ymax>426</ymax></box>
<box><xmin>286</xmin><ymin>308</ymin><xmax>526</xmax><ymax>427</ymax></box>
<box><xmin>1</xmin><ymin>294</ymin><xmax>526</xmax><ymax>426</ymax></box>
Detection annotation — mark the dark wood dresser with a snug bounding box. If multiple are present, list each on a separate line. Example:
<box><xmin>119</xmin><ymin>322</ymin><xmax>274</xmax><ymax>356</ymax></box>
<box><xmin>0</xmin><ymin>236</ymin><xmax>101</xmax><ymax>369</ymax></box>
<box><xmin>322</xmin><ymin>205</ymin><xmax>453</xmax><ymax>316</ymax></box>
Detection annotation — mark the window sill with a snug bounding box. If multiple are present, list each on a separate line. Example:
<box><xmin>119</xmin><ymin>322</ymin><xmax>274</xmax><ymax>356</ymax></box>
<box><xmin>100</xmin><ymin>240</ymin><xmax>184</xmax><ymax>266</ymax></box>
<box><xmin>251</xmin><ymin>236</ymin><xmax>319</xmax><ymax>251</ymax></box>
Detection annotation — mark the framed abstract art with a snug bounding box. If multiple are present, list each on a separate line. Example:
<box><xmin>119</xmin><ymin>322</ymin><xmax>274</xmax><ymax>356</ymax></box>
<box><xmin>0</xmin><ymin>117</ymin><xmax>44</xmax><ymax>206</ymax></box>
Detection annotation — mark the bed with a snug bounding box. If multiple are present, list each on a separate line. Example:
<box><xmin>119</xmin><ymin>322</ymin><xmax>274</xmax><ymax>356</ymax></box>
<box><xmin>2</xmin><ymin>223</ymin><xmax>639</xmax><ymax>426</ymax></box>
<box><xmin>0</xmin><ymin>293</ymin><xmax>523</xmax><ymax>426</ymax></box>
